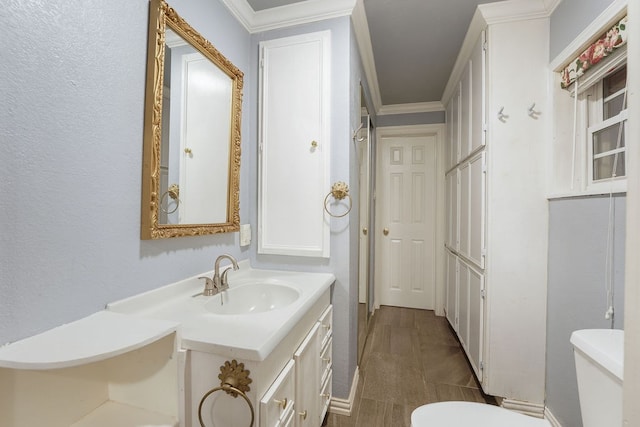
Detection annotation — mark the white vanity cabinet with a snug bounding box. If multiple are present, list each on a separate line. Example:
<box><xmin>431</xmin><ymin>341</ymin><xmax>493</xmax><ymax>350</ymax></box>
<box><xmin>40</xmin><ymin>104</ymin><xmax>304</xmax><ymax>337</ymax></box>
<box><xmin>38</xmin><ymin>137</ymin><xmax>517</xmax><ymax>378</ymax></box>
<box><xmin>257</xmin><ymin>31</ymin><xmax>331</xmax><ymax>258</ymax></box>
<box><xmin>443</xmin><ymin>2</ymin><xmax>549</xmax><ymax>409</ymax></box>
<box><xmin>188</xmin><ymin>299</ymin><xmax>333</xmax><ymax>427</ymax></box>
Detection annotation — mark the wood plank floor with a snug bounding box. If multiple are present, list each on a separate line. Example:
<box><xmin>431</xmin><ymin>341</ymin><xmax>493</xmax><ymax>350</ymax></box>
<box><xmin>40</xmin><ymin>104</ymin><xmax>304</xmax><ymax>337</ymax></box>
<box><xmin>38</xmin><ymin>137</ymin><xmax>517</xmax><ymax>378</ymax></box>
<box><xmin>325</xmin><ymin>306</ymin><xmax>496</xmax><ymax>427</ymax></box>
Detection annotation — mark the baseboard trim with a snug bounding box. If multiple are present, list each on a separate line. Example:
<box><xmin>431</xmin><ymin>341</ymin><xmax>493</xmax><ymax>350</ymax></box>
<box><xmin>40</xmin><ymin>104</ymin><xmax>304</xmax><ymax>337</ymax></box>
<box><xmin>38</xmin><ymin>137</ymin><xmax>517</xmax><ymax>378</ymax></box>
<box><xmin>329</xmin><ymin>366</ymin><xmax>359</xmax><ymax>416</ymax></box>
<box><xmin>501</xmin><ymin>398</ymin><xmax>545</xmax><ymax>418</ymax></box>
<box><xmin>544</xmin><ymin>407</ymin><xmax>563</xmax><ymax>427</ymax></box>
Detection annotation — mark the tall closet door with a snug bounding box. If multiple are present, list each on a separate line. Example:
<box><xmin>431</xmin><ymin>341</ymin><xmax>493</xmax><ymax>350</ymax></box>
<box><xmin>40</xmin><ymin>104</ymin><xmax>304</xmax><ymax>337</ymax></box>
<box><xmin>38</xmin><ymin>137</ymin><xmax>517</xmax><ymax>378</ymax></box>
<box><xmin>258</xmin><ymin>31</ymin><xmax>331</xmax><ymax>257</ymax></box>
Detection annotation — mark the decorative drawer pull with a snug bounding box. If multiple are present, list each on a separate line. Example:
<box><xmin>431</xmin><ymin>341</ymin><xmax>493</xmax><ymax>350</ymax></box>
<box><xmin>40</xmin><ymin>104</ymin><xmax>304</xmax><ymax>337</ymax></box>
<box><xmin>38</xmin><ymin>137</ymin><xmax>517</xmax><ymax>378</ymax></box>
<box><xmin>299</xmin><ymin>410</ymin><xmax>308</xmax><ymax>420</ymax></box>
<box><xmin>274</xmin><ymin>397</ymin><xmax>288</xmax><ymax>409</ymax></box>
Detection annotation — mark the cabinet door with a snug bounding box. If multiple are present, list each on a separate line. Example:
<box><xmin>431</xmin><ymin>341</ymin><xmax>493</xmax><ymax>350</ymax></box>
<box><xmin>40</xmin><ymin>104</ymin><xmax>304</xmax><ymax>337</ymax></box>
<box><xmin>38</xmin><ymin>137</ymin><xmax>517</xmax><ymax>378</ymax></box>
<box><xmin>468</xmin><ymin>265</ymin><xmax>484</xmax><ymax>380</ymax></box>
<box><xmin>458</xmin><ymin>261</ymin><xmax>470</xmax><ymax>352</ymax></box>
<box><xmin>458</xmin><ymin>152</ymin><xmax>485</xmax><ymax>269</ymax></box>
<box><xmin>470</xmin><ymin>30</ymin><xmax>486</xmax><ymax>153</ymax></box>
<box><xmin>258</xmin><ymin>31</ymin><xmax>331</xmax><ymax>258</ymax></box>
<box><xmin>446</xmin><ymin>83</ymin><xmax>461</xmax><ymax>168</ymax></box>
<box><xmin>445</xmin><ymin>250</ymin><xmax>458</xmax><ymax>330</ymax></box>
<box><xmin>294</xmin><ymin>323</ymin><xmax>320</xmax><ymax>427</ymax></box>
<box><xmin>445</xmin><ymin>169</ymin><xmax>459</xmax><ymax>251</ymax></box>
<box><xmin>460</xmin><ymin>60</ymin><xmax>472</xmax><ymax>160</ymax></box>
<box><xmin>260</xmin><ymin>360</ymin><xmax>296</xmax><ymax>427</ymax></box>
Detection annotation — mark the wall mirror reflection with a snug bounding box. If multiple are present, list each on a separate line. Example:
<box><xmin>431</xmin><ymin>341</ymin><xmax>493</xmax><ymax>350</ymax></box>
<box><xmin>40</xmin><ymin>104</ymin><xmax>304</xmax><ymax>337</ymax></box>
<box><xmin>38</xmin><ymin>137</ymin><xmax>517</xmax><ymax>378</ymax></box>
<box><xmin>141</xmin><ymin>0</ymin><xmax>243</xmax><ymax>239</ymax></box>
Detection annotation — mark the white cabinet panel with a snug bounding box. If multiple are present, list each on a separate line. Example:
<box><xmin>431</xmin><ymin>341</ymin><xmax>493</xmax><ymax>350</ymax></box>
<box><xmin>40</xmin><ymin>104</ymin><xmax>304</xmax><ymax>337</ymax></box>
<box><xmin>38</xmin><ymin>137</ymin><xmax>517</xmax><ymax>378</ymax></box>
<box><xmin>460</xmin><ymin>60</ymin><xmax>472</xmax><ymax>160</ymax></box>
<box><xmin>258</xmin><ymin>31</ymin><xmax>331</xmax><ymax>258</ymax></box>
<box><xmin>470</xmin><ymin>30</ymin><xmax>486</xmax><ymax>153</ymax></box>
<box><xmin>445</xmin><ymin>250</ymin><xmax>458</xmax><ymax>329</ymax></box>
<box><xmin>468</xmin><ymin>265</ymin><xmax>484</xmax><ymax>379</ymax></box>
<box><xmin>294</xmin><ymin>323</ymin><xmax>320</xmax><ymax>427</ymax></box>
<box><xmin>446</xmin><ymin>83</ymin><xmax>461</xmax><ymax>169</ymax></box>
<box><xmin>459</xmin><ymin>161</ymin><xmax>470</xmax><ymax>259</ymax></box>
<box><xmin>468</xmin><ymin>152</ymin><xmax>485</xmax><ymax>269</ymax></box>
<box><xmin>445</xmin><ymin>169</ymin><xmax>459</xmax><ymax>250</ymax></box>
<box><xmin>458</xmin><ymin>262</ymin><xmax>470</xmax><ymax>352</ymax></box>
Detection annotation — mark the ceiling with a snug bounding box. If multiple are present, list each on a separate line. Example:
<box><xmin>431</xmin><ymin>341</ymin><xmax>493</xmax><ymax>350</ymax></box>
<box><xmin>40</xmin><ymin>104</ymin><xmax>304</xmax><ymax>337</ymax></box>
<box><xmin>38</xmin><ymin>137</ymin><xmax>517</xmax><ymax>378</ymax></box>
<box><xmin>222</xmin><ymin>0</ymin><xmax>496</xmax><ymax>113</ymax></box>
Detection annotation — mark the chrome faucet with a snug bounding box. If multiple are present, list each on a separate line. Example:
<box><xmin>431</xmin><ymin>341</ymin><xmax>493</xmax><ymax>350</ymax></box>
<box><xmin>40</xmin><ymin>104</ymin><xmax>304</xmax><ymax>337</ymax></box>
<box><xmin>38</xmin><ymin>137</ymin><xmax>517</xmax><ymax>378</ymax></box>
<box><xmin>199</xmin><ymin>254</ymin><xmax>239</xmax><ymax>296</ymax></box>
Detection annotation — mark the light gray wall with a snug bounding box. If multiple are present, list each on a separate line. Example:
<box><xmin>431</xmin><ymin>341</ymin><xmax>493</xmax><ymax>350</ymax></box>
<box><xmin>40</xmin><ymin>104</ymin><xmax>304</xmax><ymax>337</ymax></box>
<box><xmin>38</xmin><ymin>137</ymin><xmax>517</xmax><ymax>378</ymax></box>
<box><xmin>0</xmin><ymin>0</ymin><xmax>251</xmax><ymax>344</ymax></box>
<box><xmin>248</xmin><ymin>17</ymin><xmax>358</xmax><ymax>399</ymax></box>
<box><xmin>546</xmin><ymin>195</ymin><xmax>625</xmax><ymax>426</ymax></box>
<box><xmin>377</xmin><ymin>110</ymin><xmax>445</xmax><ymax>127</ymax></box>
<box><xmin>550</xmin><ymin>0</ymin><xmax>617</xmax><ymax>60</ymax></box>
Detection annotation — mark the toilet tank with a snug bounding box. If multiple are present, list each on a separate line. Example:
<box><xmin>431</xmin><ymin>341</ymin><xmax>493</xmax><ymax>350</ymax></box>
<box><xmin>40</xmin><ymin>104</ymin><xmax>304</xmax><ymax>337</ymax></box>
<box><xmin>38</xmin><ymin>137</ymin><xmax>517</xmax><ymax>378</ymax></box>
<box><xmin>570</xmin><ymin>329</ymin><xmax>623</xmax><ymax>427</ymax></box>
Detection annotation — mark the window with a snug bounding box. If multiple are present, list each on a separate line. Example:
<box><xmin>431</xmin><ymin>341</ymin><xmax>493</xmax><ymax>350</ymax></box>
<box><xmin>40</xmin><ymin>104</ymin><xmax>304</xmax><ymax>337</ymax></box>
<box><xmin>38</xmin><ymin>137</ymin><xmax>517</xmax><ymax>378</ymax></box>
<box><xmin>584</xmin><ymin>65</ymin><xmax>627</xmax><ymax>191</ymax></box>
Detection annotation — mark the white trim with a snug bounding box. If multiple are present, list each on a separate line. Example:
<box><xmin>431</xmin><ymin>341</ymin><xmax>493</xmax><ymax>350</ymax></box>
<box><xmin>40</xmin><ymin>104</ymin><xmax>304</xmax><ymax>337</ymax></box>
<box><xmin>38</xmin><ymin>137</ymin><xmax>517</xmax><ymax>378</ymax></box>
<box><xmin>550</xmin><ymin>0</ymin><xmax>628</xmax><ymax>71</ymax></box>
<box><xmin>351</xmin><ymin>0</ymin><xmax>382</xmax><ymax>114</ymax></box>
<box><xmin>219</xmin><ymin>0</ymin><xmax>356</xmax><ymax>33</ymax></box>
<box><xmin>544</xmin><ymin>407</ymin><xmax>563</xmax><ymax>427</ymax></box>
<box><xmin>378</xmin><ymin>101</ymin><xmax>444</xmax><ymax>116</ymax></box>
<box><xmin>501</xmin><ymin>398</ymin><xmax>545</xmax><ymax>418</ymax></box>
<box><xmin>329</xmin><ymin>366</ymin><xmax>359</xmax><ymax>416</ymax></box>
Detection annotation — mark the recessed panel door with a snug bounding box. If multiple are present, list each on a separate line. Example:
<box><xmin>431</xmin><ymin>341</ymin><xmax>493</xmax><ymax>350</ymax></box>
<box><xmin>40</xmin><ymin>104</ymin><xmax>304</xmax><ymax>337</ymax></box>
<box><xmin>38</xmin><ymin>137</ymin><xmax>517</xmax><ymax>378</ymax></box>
<box><xmin>376</xmin><ymin>134</ymin><xmax>438</xmax><ymax>310</ymax></box>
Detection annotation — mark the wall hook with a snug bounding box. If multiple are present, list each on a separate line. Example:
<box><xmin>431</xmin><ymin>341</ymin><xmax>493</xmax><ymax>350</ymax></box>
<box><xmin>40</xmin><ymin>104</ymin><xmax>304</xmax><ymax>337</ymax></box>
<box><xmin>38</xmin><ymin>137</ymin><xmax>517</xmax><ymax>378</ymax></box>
<box><xmin>352</xmin><ymin>123</ymin><xmax>365</xmax><ymax>143</ymax></box>
<box><xmin>528</xmin><ymin>102</ymin><xmax>540</xmax><ymax>118</ymax></box>
<box><xmin>498</xmin><ymin>106</ymin><xmax>508</xmax><ymax>122</ymax></box>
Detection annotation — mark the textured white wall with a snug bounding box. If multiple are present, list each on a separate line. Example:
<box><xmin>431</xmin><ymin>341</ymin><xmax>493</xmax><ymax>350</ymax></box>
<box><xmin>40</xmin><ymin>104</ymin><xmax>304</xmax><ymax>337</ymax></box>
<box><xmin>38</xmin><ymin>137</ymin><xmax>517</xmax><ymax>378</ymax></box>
<box><xmin>0</xmin><ymin>0</ymin><xmax>252</xmax><ymax>345</ymax></box>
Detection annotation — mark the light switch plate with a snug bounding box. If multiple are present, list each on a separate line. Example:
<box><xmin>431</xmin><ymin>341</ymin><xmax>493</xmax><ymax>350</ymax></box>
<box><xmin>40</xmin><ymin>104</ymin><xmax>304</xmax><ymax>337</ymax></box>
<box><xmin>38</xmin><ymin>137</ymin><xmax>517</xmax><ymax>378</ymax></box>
<box><xmin>240</xmin><ymin>224</ymin><xmax>251</xmax><ymax>246</ymax></box>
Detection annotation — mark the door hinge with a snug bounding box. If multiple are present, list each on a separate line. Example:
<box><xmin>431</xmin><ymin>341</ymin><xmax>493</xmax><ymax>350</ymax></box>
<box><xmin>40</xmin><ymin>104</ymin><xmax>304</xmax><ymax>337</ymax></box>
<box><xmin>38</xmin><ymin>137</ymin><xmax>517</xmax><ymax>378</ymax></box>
<box><xmin>480</xmin><ymin>360</ymin><xmax>484</xmax><ymax>370</ymax></box>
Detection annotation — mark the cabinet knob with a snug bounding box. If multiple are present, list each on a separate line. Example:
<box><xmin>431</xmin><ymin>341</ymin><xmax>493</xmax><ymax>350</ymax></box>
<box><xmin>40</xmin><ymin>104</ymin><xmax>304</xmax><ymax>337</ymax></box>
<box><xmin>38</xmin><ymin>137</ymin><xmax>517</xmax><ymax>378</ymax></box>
<box><xmin>383</xmin><ymin>228</ymin><xmax>389</xmax><ymax>236</ymax></box>
<box><xmin>274</xmin><ymin>397</ymin><xmax>288</xmax><ymax>409</ymax></box>
<box><xmin>362</xmin><ymin>227</ymin><xmax>368</xmax><ymax>235</ymax></box>
<box><xmin>311</xmin><ymin>140</ymin><xmax>318</xmax><ymax>148</ymax></box>
<box><xmin>184</xmin><ymin>147</ymin><xmax>192</xmax><ymax>154</ymax></box>
<box><xmin>323</xmin><ymin>357</ymin><xmax>331</xmax><ymax>363</ymax></box>
<box><xmin>299</xmin><ymin>410</ymin><xmax>308</xmax><ymax>420</ymax></box>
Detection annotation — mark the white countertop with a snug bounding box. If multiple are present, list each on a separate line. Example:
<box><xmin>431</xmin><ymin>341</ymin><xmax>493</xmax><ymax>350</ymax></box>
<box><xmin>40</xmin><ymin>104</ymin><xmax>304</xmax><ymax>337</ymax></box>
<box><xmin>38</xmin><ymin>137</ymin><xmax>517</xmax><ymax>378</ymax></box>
<box><xmin>0</xmin><ymin>311</ymin><xmax>178</xmax><ymax>370</ymax></box>
<box><xmin>107</xmin><ymin>262</ymin><xmax>335</xmax><ymax>361</ymax></box>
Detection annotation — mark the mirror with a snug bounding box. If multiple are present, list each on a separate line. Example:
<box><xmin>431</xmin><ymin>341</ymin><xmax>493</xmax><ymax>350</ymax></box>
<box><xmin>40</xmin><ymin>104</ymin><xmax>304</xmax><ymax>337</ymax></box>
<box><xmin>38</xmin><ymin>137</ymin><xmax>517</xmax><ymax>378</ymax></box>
<box><xmin>141</xmin><ymin>0</ymin><xmax>243</xmax><ymax>239</ymax></box>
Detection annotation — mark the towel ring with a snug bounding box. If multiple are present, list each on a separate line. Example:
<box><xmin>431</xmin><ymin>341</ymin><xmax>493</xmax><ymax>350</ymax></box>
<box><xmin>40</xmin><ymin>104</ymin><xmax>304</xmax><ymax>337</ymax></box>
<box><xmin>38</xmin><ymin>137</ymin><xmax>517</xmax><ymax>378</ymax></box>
<box><xmin>324</xmin><ymin>181</ymin><xmax>352</xmax><ymax>218</ymax></box>
<box><xmin>198</xmin><ymin>360</ymin><xmax>255</xmax><ymax>427</ymax></box>
<box><xmin>160</xmin><ymin>183</ymin><xmax>180</xmax><ymax>214</ymax></box>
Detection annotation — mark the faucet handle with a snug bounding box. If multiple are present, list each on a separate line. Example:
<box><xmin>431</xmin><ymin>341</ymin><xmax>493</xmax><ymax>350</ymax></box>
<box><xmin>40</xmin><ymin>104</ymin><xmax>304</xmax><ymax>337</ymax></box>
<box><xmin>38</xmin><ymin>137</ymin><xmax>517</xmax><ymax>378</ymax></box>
<box><xmin>198</xmin><ymin>276</ymin><xmax>217</xmax><ymax>296</ymax></box>
<box><xmin>220</xmin><ymin>269</ymin><xmax>232</xmax><ymax>290</ymax></box>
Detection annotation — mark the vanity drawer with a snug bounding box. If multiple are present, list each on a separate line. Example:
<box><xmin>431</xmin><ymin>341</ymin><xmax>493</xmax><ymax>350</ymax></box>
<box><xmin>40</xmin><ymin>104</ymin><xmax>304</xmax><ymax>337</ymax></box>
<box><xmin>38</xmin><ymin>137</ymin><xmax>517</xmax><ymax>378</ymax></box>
<box><xmin>260</xmin><ymin>359</ymin><xmax>296</xmax><ymax>427</ymax></box>
<box><xmin>318</xmin><ymin>305</ymin><xmax>333</xmax><ymax>348</ymax></box>
<box><xmin>320</xmin><ymin>336</ymin><xmax>332</xmax><ymax>385</ymax></box>
<box><xmin>319</xmin><ymin>370</ymin><xmax>332</xmax><ymax>421</ymax></box>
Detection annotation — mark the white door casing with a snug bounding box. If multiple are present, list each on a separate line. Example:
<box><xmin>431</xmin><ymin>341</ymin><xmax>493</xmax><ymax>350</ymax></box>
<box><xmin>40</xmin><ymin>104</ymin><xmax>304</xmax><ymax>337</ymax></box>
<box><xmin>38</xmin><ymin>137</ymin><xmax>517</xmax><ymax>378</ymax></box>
<box><xmin>375</xmin><ymin>125</ymin><xmax>444</xmax><ymax>310</ymax></box>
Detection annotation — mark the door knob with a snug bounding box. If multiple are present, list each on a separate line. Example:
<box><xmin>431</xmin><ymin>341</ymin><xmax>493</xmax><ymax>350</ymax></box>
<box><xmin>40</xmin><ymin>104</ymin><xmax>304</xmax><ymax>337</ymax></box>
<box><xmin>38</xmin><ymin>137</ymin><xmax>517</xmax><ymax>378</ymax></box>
<box><xmin>383</xmin><ymin>228</ymin><xmax>389</xmax><ymax>236</ymax></box>
<box><xmin>362</xmin><ymin>227</ymin><xmax>368</xmax><ymax>235</ymax></box>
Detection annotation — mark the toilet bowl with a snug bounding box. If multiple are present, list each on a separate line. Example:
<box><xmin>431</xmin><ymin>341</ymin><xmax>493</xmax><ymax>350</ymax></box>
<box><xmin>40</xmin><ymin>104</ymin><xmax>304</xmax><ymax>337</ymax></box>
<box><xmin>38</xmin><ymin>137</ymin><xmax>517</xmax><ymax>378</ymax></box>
<box><xmin>411</xmin><ymin>402</ymin><xmax>550</xmax><ymax>427</ymax></box>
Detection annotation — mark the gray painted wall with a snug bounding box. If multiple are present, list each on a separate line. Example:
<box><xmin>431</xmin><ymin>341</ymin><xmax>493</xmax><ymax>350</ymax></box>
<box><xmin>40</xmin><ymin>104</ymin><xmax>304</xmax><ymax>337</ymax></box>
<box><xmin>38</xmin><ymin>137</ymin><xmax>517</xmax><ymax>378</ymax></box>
<box><xmin>546</xmin><ymin>196</ymin><xmax>626</xmax><ymax>426</ymax></box>
<box><xmin>546</xmin><ymin>2</ymin><xmax>624</xmax><ymax>425</ymax></box>
<box><xmin>550</xmin><ymin>0</ymin><xmax>617</xmax><ymax>60</ymax></box>
<box><xmin>377</xmin><ymin>110</ymin><xmax>445</xmax><ymax>127</ymax></box>
<box><xmin>0</xmin><ymin>0</ymin><xmax>252</xmax><ymax>343</ymax></box>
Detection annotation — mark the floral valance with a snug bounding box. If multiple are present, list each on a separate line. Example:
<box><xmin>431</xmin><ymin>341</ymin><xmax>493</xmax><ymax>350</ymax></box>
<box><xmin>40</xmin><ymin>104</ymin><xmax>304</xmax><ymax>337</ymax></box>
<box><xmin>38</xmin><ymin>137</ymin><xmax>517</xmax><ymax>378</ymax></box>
<box><xmin>560</xmin><ymin>16</ymin><xmax>627</xmax><ymax>89</ymax></box>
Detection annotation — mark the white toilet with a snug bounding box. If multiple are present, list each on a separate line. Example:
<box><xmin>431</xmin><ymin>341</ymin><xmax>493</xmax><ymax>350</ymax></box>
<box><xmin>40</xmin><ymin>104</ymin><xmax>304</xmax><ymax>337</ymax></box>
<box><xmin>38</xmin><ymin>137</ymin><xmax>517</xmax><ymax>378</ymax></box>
<box><xmin>411</xmin><ymin>328</ymin><xmax>624</xmax><ymax>426</ymax></box>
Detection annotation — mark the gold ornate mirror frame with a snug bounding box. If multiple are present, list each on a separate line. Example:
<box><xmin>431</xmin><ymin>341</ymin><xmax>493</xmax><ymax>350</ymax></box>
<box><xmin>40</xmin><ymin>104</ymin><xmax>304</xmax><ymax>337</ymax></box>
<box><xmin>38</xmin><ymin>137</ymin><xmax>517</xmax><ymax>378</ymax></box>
<box><xmin>141</xmin><ymin>0</ymin><xmax>243</xmax><ymax>239</ymax></box>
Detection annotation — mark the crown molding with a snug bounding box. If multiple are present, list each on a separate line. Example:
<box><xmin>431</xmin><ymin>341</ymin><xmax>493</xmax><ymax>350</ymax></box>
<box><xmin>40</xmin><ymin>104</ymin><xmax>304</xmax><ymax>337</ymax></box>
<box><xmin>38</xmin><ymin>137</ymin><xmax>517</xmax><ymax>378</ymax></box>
<box><xmin>351</xmin><ymin>0</ymin><xmax>382</xmax><ymax>113</ymax></box>
<box><xmin>378</xmin><ymin>101</ymin><xmax>444</xmax><ymax>116</ymax></box>
<box><xmin>220</xmin><ymin>0</ymin><xmax>356</xmax><ymax>33</ymax></box>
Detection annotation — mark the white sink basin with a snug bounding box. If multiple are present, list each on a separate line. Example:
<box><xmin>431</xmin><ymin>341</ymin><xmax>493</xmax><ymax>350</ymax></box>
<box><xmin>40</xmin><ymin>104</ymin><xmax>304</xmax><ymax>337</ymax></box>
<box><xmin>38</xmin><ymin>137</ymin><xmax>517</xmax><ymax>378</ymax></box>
<box><xmin>203</xmin><ymin>283</ymin><xmax>300</xmax><ymax>315</ymax></box>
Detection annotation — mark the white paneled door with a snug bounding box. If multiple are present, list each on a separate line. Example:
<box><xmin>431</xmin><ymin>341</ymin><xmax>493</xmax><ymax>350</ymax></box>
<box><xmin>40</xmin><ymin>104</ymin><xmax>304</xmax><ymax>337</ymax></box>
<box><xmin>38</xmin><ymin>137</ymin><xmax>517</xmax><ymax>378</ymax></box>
<box><xmin>376</xmin><ymin>133</ymin><xmax>438</xmax><ymax>310</ymax></box>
